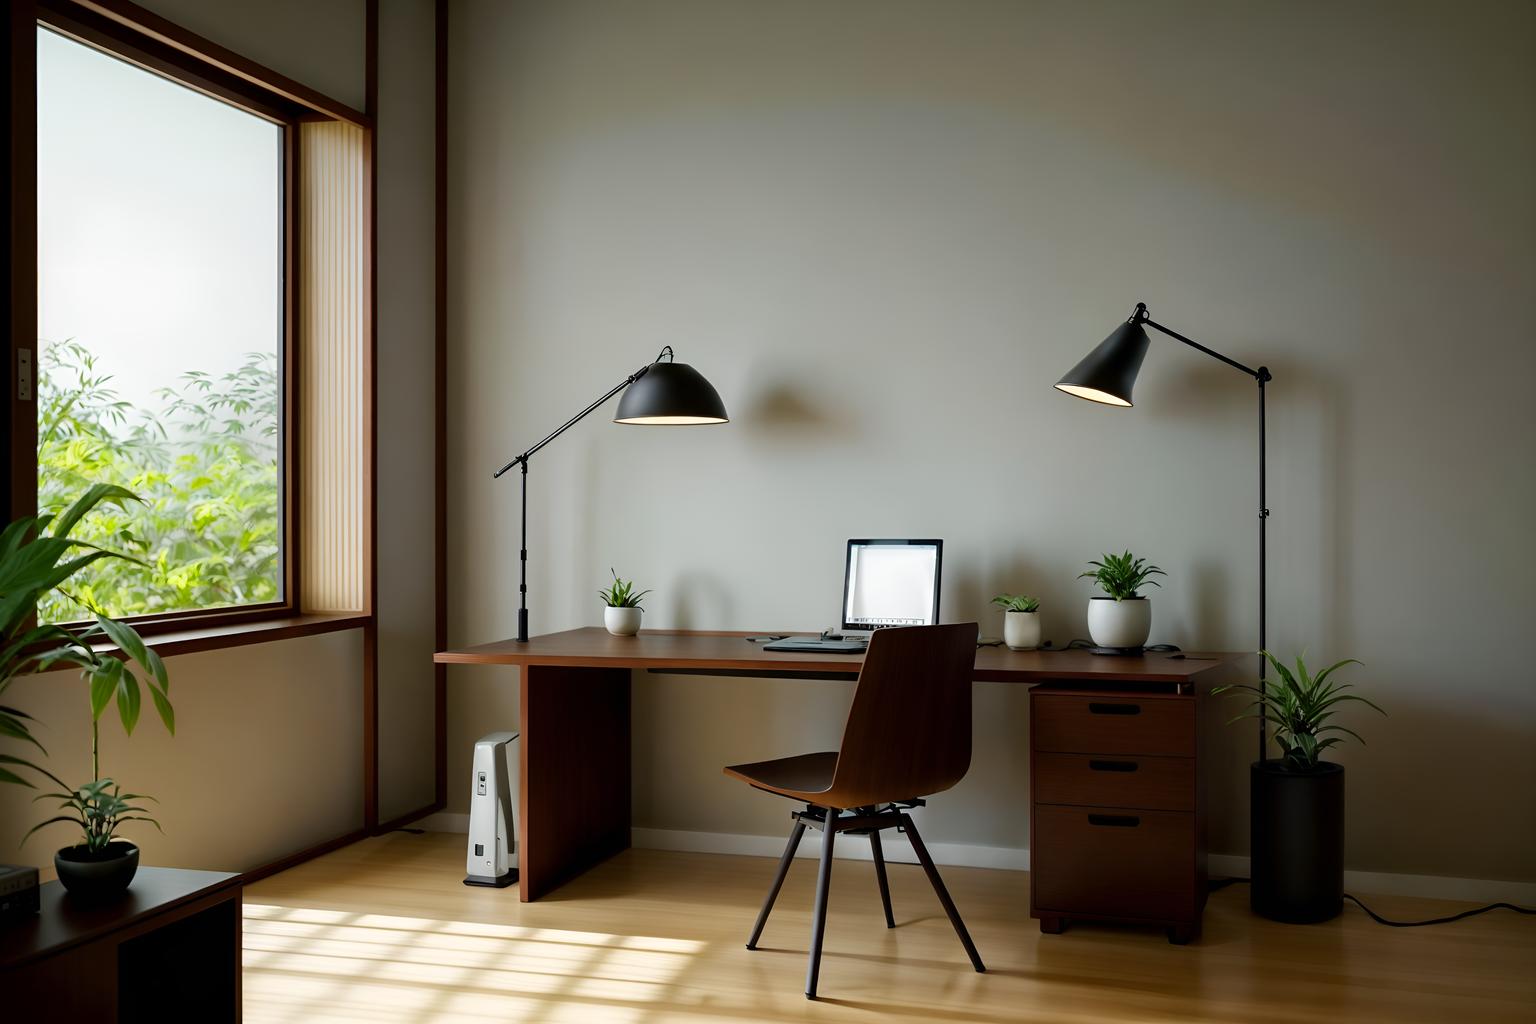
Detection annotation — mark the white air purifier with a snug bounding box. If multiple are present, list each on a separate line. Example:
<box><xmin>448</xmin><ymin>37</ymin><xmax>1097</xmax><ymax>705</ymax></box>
<box><xmin>464</xmin><ymin>731</ymin><xmax>519</xmax><ymax>888</ymax></box>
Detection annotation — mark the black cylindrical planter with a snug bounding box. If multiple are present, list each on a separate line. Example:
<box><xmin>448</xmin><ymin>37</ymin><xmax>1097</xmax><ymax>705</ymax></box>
<box><xmin>1250</xmin><ymin>760</ymin><xmax>1343</xmax><ymax>923</ymax></box>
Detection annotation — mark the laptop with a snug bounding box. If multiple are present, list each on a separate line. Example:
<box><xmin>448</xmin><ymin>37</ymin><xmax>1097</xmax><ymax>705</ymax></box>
<box><xmin>764</xmin><ymin>539</ymin><xmax>943</xmax><ymax>653</ymax></box>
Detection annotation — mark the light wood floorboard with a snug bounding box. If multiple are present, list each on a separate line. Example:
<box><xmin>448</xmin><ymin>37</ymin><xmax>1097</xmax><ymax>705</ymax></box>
<box><xmin>242</xmin><ymin>832</ymin><xmax>1534</xmax><ymax>1023</ymax></box>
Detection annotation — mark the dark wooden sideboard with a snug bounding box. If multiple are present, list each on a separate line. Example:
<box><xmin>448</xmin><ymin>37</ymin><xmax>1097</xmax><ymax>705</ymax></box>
<box><xmin>0</xmin><ymin>867</ymin><xmax>242</xmax><ymax>1021</ymax></box>
<box><xmin>1030</xmin><ymin>684</ymin><xmax>1209</xmax><ymax>943</ymax></box>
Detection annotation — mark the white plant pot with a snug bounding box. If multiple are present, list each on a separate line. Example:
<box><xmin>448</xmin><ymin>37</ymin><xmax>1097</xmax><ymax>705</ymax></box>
<box><xmin>1003</xmin><ymin>610</ymin><xmax>1041</xmax><ymax>651</ymax></box>
<box><xmin>604</xmin><ymin>606</ymin><xmax>642</xmax><ymax>637</ymax></box>
<box><xmin>1087</xmin><ymin>597</ymin><xmax>1151</xmax><ymax>649</ymax></box>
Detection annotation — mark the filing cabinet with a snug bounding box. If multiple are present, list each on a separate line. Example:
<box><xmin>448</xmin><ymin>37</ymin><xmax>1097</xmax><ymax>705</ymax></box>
<box><xmin>1029</xmin><ymin>686</ymin><xmax>1206</xmax><ymax>944</ymax></box>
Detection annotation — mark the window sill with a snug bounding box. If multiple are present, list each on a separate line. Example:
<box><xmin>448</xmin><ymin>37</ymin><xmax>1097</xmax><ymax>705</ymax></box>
<box><xmin>88</xmin><ymin>612</ymin><xmax>370</xmax><ymax>660</ymax></box>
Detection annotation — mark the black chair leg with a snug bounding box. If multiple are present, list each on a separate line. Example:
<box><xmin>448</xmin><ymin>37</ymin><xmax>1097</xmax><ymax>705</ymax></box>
<box><xmin>805</xmin><ymin>807</ymin><xmax>838</xmax><ymax>1000</ymax></box>
<box><xmin>869</xmin><ymin>829</ymin><xmax>895</xmax><ymax>928</ymax></box>
<box><xmin>747</xmin><ymin>819</ymin><xmax>805</xmax><ymax>950</ymax></box>
<box><xmin>901</xmin><ymin>813</ymin><xmax>985</xmax><ymax>973</ymax></box>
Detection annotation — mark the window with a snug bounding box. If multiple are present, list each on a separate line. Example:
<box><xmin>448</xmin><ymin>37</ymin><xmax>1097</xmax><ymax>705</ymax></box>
<box><xmin>35</xmin><ymin>27</ymin><xmax>286</xmax><ymax>623</ymax></box>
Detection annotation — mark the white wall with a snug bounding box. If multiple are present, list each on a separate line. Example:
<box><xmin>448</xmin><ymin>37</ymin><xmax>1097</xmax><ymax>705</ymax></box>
<box><xmin>375</xmin><ymin>0</ymin><xmax>440</xmax><ymax>822</ymax></box>
<box><xmin>0</xmin><ymin>632</ymin><xmax>364</xmax><ymax>871</ymax></box>
<box><xmin>447</xmin><ymin>0</ymin><xmax>1536</xmax><ymax>884</ymax></box>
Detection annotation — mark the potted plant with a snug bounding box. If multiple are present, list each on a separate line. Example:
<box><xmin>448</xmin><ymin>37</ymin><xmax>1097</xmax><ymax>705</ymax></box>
<box><xmin>1078</xmin><ymin>551</ymin><xmax>1164</xmax><ymax>649</ymax></box>
<box><xmin>25</xmin><ymin>773</ymin><xmax>161</xmax><ymax>900</ymax></box>
<box><xmin>598</xmin><ymin>569</ymin><xmax>650</xmax><ymax>637</ymax></box>
<box><xmin>991</xmin><ymin>594</ymin><xmax>1041</xmax><ymax>650</ymax></box>
<box><xmin>0</xmin><ymin>484</ymin><xmax>175</xmax><ymax>899</ymax></box>
<box><xmin>1216</xmin><ymin>651</ymin><xmax>1384</xmax><ymax>923</ymax></box>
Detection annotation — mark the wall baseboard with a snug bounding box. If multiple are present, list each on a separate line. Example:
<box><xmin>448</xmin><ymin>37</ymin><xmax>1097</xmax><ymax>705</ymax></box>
<box><xmin>417</xmin><ymin>813</ymin><xmax>1534</xmax><ymax>905</ymax></box>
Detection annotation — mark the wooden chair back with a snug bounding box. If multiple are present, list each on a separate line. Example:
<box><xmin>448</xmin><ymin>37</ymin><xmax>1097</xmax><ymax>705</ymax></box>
<box><xmin>824</xmin><ymin>622</ymin><xmax>979</xmax><ymax>808</ymax></box>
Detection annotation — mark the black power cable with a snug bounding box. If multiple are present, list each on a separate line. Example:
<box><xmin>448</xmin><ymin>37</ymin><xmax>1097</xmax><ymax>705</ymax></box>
<box><xmin>1207</xmin><ymin>878</ymin><xmax>1535</xmax><ymax>927</ymax></box>
<box><xmin>1343</xmin><ymin>893</ymin><xmax>1534</xmax><ymax>928</ymax></box>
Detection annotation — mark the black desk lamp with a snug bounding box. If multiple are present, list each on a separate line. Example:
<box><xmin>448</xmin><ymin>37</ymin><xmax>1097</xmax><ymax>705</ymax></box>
<box><xmin>1055</xmin><ymin>302</ymin><xmax>1272</xmax><ymax>762</ymax></box>
<box><xmin>493</xmin><ymin>346</ymin><xmax>728</xmax><ymax>642</ymax></box>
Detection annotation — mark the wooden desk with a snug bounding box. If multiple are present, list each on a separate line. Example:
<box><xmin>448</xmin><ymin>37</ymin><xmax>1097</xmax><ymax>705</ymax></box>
<box><xmin>436</xmin><ymin>628</ymin><xmax>1245</xmax><ymax>901</ymax></box>
<box><xmin>0</xmin><ymin>867</ymin><xmax>241</xmax><ymax>1020</ymax></box>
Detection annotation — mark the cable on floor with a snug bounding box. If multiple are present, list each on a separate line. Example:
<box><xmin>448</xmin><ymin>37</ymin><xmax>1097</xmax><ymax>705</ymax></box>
<box><xmin>1206</xmin><ymin>877</ymin><xmax>1535</xmax><ymax>927</ymax></box>
<box><xmin>1343</xmin><ymin>893</ymin><xmax>1534</xmax><ymax>927</ymax></box>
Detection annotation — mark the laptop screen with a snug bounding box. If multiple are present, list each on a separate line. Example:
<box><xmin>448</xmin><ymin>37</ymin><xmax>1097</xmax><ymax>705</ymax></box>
<box><xmin>841</xmin><ymin>539</ymin><xmax>942</xmax><ymax>631</ymax></box>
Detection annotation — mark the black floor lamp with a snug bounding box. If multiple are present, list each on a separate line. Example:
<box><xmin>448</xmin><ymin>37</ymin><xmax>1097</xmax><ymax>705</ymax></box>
<box><xmin>493</xmin><ymin>346</ymin><xmax>728</xmax><ymax>642</ymax></box>
<box><xmin>1054</xmin><ymin>302</ymin><xmax>1272</xmax><ymax>762</ymax></box>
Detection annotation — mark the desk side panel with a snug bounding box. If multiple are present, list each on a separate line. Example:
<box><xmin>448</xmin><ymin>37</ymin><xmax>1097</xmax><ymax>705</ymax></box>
<box><xmin>519</xmin><ymin>665</ymin><xmax>632</xmax><ymax>901</ymax></box>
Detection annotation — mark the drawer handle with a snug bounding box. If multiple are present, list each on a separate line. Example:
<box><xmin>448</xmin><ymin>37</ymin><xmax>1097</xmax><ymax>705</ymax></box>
<box><xmin>1088</xmin><ymin>702</ymin><xmax>1141</xmax><ymax>715</ymax></box>
<box><xmin>1089</xmin><ymin>759</ymin><xmax>1138</xmax><ymax>773</ymax></box>
<box><xmin>1088</xmin><ymin>814</ymin><xmax>1141</xmax><ymax>828</ymax></box>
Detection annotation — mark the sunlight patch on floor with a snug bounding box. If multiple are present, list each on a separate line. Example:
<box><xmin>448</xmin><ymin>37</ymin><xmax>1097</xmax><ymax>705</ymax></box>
<box><xmin>243</xmin><ymin>903</ymin><xmax>705</xmax><ymax>1024</ymax></box>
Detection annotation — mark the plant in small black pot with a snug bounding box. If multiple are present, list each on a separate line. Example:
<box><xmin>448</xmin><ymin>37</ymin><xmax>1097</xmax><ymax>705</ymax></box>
<box><xmin>27</xmin><ymin>772</ymin><xmax>160</xmax><ymax>901</ymax></box>
<box><xmin>1217</xmin><ymin>651</ymin><xmax>1384</xmax><ymax>923</ymax></box>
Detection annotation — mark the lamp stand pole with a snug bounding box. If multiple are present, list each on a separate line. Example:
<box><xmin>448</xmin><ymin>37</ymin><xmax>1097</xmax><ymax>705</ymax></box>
<box><xmin>1258</xmin><ymin>368</ymin><xmax>1269</xmax><ymax>764</ymax></box>
<box><xmin>518</xmin><ymin>459</ymin><xmax>528</xmax><ymax>643</ymax></box>
<box><xmin>494</xmin><ymin>356</ymin><xmax>663</xmax><ymax>643</ymax></box>
<box><xmin>1131</xmin><ymin>304</ymin><xmax>1272</xmax><ymax>760</ymax></box>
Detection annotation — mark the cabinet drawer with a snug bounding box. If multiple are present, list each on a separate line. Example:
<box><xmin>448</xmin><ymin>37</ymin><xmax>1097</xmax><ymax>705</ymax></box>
<box><xmin>1032</xmin><ymin>805</ymin><xmax>1196</xmax><ymax>922</ymax></box>
<box><xmin>1033</xmin><ymin>752</ymin><xmax>1194</xmax><ymax>812</ymax></box>
<box><xmin>1032</xmin><ymin>693</ymin><xmax>1194</xmax><ymax>757</ymax></box>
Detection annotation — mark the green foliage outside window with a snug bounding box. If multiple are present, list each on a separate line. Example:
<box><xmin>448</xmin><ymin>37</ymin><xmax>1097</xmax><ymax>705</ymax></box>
<box><xmin>37</xmin><ymin>340</ymin><xmax>280</xmax><ymax>622</ymax></box>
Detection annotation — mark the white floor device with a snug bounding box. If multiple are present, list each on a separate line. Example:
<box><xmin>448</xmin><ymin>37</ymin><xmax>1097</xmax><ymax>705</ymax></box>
<box><xmin>464</xmin><ymin>731</ymin><xmax>519</xmax><ymax>888</ymax></box>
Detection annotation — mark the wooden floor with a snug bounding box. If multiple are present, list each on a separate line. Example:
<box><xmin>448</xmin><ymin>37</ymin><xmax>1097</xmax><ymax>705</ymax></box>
<box><xmin>243</xmin><ymin>832</ymin><xmax>1534</xmax><ymax>1023</ymax></box>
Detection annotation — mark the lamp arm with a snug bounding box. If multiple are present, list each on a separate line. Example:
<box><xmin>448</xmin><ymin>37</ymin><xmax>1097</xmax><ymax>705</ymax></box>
<box><xmin>1132</xmin><ymin>303</ymin><xmax>1269</xmax><ymax>382</ymax></box>
<box><xmin>492</xmin><ymin>368</ymin><xmax>648</xmax><ymax>478</ymax></box>
<box><xmin>492</xmin><ymin>346</ymin><xmax>675</xmax><ymax>478</ymax></box>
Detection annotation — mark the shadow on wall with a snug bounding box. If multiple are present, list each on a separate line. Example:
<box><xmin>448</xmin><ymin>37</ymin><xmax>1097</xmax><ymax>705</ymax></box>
<box><xmin>948</xmin><ymin>556</ymin><xmax>1061</xmax><ymax>639</ymax></box>
<box><xmin>1187</xmin><ymin>558</ymin><xmax>1234</xmax><ymax>647</ymax></box>
<box><xmin>1316</xmin><ymin>366</ymin><xmax>1355</xmax><ymax>659</ymax></box>
<box><xmin>945</xmin><ymin>560</ymin><xmax>986</xmax><ymax>628</ymax></box>
<box><xmin>1142</xmin><ymin>349</ymin><xmax>1355</xmax><ymax>655</ymax></box>
<box><xmin>735</xmin><ymin>375</ymin><xmax>860</xmax><ymax>448</ymax></box>
<box><xmin>667</xmin><ymin>572</ymin><xmax>737</xmax><ymax>630</ymax></box>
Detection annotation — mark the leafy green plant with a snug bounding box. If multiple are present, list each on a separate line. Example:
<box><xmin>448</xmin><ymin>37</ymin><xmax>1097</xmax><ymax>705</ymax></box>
<box><xmin>1215</xmin><ymin>651</ymin><xmax>1384</xmax><ymax>771</ymax></box>
<box><xmin>23</xmin><ymin>773</ymin><xmax>159</xmax><ymax>854</ymax></box>
<box><xmin>37</xmin><ymin>339</ymin><xmax>279</xmax><ymax>621</ymax></box>
<box><xmin>598</xmin><ymin>570</ymin><xmax>650</xmax><ymax>609</ymax></box>
<box><xmin>1079</xmin><ymin>551</ymin><xmax>1165</xmax><ymax>601</ymax></box>
<box><xmin>991</xmin><ymin>593</ymin><xmax>1040</xmax><ymax>613</ymax></box>
<box><xmin>0</xmin><ymin>484</ymin><xmax>175</xmax><ymax>851</ymax></box>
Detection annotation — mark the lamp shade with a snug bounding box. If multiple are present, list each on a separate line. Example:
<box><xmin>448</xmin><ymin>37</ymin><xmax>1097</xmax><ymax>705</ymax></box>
<box><xmin>1054</xmin><ymin>320</ymin><xmax>1151</xmax><ymax>407</ymax></box>
<box><xmin>614</xmin><ymin>360</ymin><xmax>729</xmax><ymax>424</ymax></box>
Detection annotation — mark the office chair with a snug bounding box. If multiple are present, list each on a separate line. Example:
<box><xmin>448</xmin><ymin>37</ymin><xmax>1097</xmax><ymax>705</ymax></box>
<box><xmin>722</xmin><ymin>622</ymin><xmax>985</xmax><ymax>999</ymax></box>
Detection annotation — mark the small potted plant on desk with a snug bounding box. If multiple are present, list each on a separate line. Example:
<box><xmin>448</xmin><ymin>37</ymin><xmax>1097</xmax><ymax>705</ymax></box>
<box><xmin>1217</xmin><ymin>651</ymin><xmax>1384</xmax><ymax>923</ymax></box>
<box><xmin>991</xmin><ymin>594</ymin><xmax>1041</xmax><ymax>650</ymax></box>
<box><xmin>599</xmin><ymin>569</ymin><xmax>650</xmax><ymax>637</ymax></box>
<box><xmin>0</xmin><ymin>484</ymin><xmax>175</xmax><ymax>901</ymax></box>
<box><xmin>1079</xmin><ymin>551</ymin><xmax>1164</xmax><ymax>650</ymax></box>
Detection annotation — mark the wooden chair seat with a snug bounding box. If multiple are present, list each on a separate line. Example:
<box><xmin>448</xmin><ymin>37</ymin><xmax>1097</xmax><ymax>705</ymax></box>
<box><xmin>723</xmin><ymin>751</ymin><xmax>838</xmax><ymax>803</ymax></box>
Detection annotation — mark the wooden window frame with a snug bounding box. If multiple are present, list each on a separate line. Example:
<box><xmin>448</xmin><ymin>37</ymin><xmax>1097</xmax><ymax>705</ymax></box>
<box><xmin>12</xmin><ymin>0</ymin><xmax>373</xmax><ymax>642</ymax></box>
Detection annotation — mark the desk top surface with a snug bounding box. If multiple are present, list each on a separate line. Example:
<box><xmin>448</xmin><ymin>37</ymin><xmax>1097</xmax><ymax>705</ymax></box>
<box><xmin>437</xmin><ymin>628</ymin><xmax>1249</xmax><ymax>684</ymax></box>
